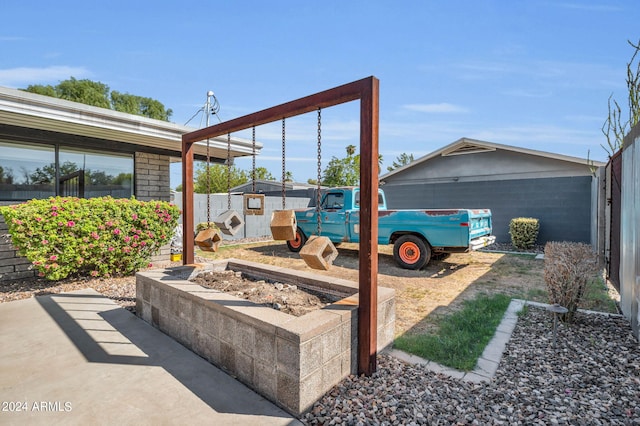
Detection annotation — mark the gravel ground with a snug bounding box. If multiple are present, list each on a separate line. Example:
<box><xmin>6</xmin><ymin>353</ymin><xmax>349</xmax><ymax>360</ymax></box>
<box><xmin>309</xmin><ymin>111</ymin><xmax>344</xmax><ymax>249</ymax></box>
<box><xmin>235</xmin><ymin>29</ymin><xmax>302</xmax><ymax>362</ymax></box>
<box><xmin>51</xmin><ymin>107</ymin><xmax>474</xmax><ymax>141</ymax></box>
<box><xmin>302</xmin><ymin>307</ymin><xmax>640</xmax><ymax>425</ymax></box>
<box><xmin>2</xmin><ymin>245</ymin><xmax>638</xmax><ymax>424</ymax></box>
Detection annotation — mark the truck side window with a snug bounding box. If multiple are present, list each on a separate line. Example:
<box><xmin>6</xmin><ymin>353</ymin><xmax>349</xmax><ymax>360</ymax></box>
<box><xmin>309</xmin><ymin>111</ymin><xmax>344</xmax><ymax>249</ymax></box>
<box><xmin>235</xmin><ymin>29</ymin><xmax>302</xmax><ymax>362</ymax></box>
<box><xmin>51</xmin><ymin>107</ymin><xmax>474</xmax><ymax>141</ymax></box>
<box><xmin>322</xmin><ymin>193</ymin><xmax>343</xmax><ymax>209</ymax></box>
<box><xmin>354</xmin><ymin>191</ymin><xmax>383</xmax><ymax>208</ymax></box>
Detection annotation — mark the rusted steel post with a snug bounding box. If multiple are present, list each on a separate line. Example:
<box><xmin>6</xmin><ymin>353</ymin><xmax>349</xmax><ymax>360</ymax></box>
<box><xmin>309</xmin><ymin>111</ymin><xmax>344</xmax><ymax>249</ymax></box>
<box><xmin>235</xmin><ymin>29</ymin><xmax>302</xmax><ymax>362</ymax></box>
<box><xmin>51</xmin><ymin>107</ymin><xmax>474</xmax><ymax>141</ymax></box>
<box><xmin>182</xmin><ymin>140</ymin><xmax>195</xmax><ymax>265</ymax></box>
<box><xmin>358</xmin><ymin>77</ymin><xmax>379</xmax><ymax>376</ymax></box>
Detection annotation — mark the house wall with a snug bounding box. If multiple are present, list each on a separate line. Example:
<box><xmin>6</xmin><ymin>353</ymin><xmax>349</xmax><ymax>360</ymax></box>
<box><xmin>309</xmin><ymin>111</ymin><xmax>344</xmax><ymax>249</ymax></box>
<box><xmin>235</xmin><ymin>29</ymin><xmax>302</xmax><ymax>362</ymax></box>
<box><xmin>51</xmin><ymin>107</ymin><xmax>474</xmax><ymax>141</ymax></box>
<box><xmin>381</xmin><ymin>149</ymin><xmax>595</xmax><ymax>245</ymax></box>
<box><xmin>0</xmin><ymin>152</ymin><xmax>173</xmax><ymax>282</ymax></box>
<box><xmin>383</xmin><ymin>176</ymin><xmax>592</xmax><ymax>244</ymax></box>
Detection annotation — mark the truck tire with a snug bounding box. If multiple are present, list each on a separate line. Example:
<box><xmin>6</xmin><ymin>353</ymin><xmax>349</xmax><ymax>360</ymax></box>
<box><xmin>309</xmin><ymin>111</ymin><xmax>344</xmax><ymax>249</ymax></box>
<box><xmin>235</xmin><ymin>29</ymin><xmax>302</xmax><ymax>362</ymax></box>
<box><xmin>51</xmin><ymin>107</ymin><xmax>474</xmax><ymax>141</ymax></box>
<box><xmin>393</xmin><ymin>235</ymin><xmax>431</xmax><ymax>270</ymax></box>
<box><xmin>286</xmin><ymin>228</ymin><xmax>307</xmax><ymax>252</ymax></box>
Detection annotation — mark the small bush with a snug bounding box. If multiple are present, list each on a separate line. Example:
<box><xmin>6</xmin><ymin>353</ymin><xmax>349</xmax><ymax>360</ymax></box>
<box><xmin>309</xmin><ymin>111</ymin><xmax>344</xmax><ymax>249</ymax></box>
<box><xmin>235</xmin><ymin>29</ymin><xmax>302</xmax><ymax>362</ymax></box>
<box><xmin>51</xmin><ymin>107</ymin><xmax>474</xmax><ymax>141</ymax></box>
<box><xmin>544</xmin><ymin>241</ymin><xmax>598</xmax><ymax>322</ymax></box>
<box><xmin>196</xmin><ymin>222</ymin><xmax>219</xmax><ymax>232</ymax></box>
<box><xmin>509</xmin><ymin>217</ymin><xmax>539</xmax><ymax>249</ymax></box>
<box><xmin>0</xmin><ymin>197</ymin><xmax>180</xmax><ymax>280</ymax></box>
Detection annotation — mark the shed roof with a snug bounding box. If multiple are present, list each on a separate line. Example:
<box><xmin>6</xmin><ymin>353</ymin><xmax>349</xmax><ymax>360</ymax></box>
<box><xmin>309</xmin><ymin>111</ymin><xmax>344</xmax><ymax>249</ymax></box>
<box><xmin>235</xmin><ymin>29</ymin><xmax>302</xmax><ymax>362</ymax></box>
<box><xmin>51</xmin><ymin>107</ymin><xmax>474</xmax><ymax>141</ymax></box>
<box><xmin>380</xmin><ymin>137</ymin><xmax>606</xmax><ymax>180</ymax></box>
<box><xmin>0</xmin><ymin>86</ymin><xmax>260</xmax><ymax>160</ymax></box>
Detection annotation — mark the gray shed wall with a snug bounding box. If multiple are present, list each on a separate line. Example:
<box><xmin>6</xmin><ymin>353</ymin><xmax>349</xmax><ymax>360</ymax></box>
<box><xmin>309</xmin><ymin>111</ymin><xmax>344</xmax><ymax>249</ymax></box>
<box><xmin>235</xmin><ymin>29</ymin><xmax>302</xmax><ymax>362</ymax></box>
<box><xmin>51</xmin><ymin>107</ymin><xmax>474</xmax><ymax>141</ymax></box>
<box><xmin>382</xmin><ymin>175</ymin><xmax>592</xmax><ymax>244</ymax></box>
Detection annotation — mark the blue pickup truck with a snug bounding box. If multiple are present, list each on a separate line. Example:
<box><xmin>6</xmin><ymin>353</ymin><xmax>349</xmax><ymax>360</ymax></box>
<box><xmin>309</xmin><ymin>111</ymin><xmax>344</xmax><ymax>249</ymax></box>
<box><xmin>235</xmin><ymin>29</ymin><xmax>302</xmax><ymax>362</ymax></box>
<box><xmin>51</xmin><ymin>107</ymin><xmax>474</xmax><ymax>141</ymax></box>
<box><xmin>286</xmin><ymin>187</ymin><xmax>495</xmax><ymax>269</ymax></box>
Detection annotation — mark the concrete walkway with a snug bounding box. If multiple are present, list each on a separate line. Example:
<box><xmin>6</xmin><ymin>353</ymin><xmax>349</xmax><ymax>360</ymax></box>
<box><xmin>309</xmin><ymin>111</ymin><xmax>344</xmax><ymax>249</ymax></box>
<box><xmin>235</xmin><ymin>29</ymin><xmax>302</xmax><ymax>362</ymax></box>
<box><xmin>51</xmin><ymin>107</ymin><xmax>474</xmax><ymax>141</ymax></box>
<box><xmin>0</xmin><ymin>289</ymin><xmax>301</xmax><ymax>425</ymax></box>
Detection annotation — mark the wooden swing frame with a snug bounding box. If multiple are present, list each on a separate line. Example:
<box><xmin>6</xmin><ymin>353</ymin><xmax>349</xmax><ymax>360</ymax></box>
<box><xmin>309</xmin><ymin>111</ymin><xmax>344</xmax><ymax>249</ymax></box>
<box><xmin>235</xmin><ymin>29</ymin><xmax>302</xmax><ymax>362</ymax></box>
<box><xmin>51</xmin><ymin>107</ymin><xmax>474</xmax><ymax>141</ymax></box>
<box><xmin>181</xmin><ymin>76</ymin><xmax>380</xmax><ymax>375</ymax></box>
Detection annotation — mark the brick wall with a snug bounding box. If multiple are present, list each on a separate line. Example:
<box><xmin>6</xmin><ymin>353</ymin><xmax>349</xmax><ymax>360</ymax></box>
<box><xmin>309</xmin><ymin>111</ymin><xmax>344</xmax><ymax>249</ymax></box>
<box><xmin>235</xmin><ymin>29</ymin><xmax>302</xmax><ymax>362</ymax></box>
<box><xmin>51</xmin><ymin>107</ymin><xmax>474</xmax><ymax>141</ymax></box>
<box><xmin>135</xmin><ymin>152</ymin><xmax>171</xmax><ymax>202</ymax></box>
<box><xmin>0</xmin><ymin>209</ymin><xmax>36</xmax><ymax>281</ymax></box>
<box><xmin>134</xmin><ymin>152</ymin><xmax>171</xmax><ymax>262</ymax></box>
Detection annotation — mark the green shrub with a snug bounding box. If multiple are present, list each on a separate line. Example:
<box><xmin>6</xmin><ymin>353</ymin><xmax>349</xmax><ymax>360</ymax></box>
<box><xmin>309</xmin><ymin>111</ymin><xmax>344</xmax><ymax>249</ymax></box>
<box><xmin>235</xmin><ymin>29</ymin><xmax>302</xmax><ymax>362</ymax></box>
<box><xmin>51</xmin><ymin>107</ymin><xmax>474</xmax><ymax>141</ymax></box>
<box><xmin>196</xmin><ymin>221</ymin><xmax>219</xmax><ymax>232</ymax></box>
<box><xmin>509</xmin><ymin>217</ymin><xmax>539</xmax><ymax>249</ymax></box>
<box><xmin>0</xmin><ymin>197</ymin><xmax>180</xmax><ymax>280</ymax></box>
<box><xmin>544</xmin><ymin>241</ymin><xmax>598</xmax><ymax>323</ymax></box>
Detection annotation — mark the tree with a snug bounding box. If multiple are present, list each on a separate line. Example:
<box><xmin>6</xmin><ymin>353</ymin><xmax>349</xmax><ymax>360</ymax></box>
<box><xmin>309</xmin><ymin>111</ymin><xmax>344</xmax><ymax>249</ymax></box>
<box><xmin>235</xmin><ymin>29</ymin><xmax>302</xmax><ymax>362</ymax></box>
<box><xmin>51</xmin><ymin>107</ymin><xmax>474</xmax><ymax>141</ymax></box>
<box><xmin>111</xmin><ymin>91</ymin><xmax>173</xmax><ymax>121</ymax></box>
<box><xmin>387</xmin><ymin>153</ymin><xmax>415</xmax><ymax>172</ymax></box>
<box><xmin>22</xmin><ymin>77</ymin><xmax>172</xmax><ymax>121</ymax></box>
<box><xmin>193</xmin><ymin>163</ymin><xmax>248</xmax><ymax>193</ymax></box>
<box><xmin>251</xmin><ymin>166</ymin><xmax>275</xmax><ymax>181</ymax></box>
<box><xmin>30</xmin><ymin>161</ymin><xmax>78</xmax><ymax>184</ymax></box>
<box><xmin>602</xmin><ymin>39</ymin><xmax>640</xmax><ymax>156</ymax></box>
<box><xmin>0</xmin><ymin>165</ymin><xmax>14</xmax><ymax>184</ymax></box>
<box><xmin>322</xmin><ymin>145</ymin><xmax>383</xmax><ymax>187</ymax></box>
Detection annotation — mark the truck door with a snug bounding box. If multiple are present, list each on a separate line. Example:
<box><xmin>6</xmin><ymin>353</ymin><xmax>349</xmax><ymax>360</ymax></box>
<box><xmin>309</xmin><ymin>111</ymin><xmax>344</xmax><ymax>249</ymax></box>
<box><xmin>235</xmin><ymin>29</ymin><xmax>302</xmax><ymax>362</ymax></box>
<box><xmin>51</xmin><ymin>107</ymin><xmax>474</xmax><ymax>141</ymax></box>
<box><xmin>319</xmin><ymin>191</ymin><xmax>348</xmax><ymax>242</ymax></box>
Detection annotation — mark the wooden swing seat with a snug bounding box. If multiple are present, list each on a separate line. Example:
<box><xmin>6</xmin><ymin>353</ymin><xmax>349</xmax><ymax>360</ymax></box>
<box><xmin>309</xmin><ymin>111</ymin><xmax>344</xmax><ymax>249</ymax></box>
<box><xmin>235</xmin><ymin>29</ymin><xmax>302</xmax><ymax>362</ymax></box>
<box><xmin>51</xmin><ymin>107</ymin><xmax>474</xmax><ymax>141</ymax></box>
<box><xmin>195</xmin><ymin>227</ymin><xmax>222</xmax><ymax>252</ymax></box>
<box><xmin>299</xmin><ymin>235</ymin><xmax>338</xmax><ymax>270</ymax></box>
<box><xmin>270</xmin><ymin>209</ymin><xmax>297</xmax><ymax>240</ymax></box>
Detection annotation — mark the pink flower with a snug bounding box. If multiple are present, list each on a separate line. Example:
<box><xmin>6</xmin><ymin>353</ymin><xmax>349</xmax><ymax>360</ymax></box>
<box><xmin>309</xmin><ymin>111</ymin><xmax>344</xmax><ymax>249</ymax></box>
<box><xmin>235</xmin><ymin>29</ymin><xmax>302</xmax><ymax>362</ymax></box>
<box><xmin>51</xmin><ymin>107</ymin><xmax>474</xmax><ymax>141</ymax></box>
<box><xmin>147</xmin><ymin>263</ymin><xmax>153</xmax><ymax>268</ymax></box>
<box><xmin>133</xmin><ymin>234</ymin><xmax>139</xmax><ymax>240</ymax></box>
<box><xmin>51</xmin><ymin>206</ymin><xmax>58</xmax><ymax>211</ymax></box>
<box><xmin>91</xmin><ymin>232</ymin><xmax>100</xmax><ymax>240</ymax></box>
<box><xmin>51</xmin><ymin>211</ymin><xmax>58</xmax><ymax>217</ymax></box>
<box><xmin>123</xmin><ymin>247</ymin><xmax>131</xmax><ymax>253</ymax></box>
<box><xmin>106</xmin><ymin>221</ymin><xmax>114</xmax><ymax>227</ymax></box>
<box><xmin>131</xmin><ymin>214</ymin><xmax>138</xmax><ymax>220</ymax></box>
<box><xmin>88</xmin><ymin>243</ymin><xmax>95</xmax><ymax>248</ymax></box>
<box><xmin>49</xmin><ymin>255</ymin><xmax>58</xmax><ymax>261</ymax></box>
<box><xmin>140</xmin><ymin>241</ymin><xmax>147</xmax><ymax>247</ymax></box>
<box><xmin>113</xmin><ymin>228</ymin><xmax>121</xmax><ymax>235</ymax></box>
<box><xmin>35</xmin><ymin>217</ymin><xmax>42</xmax><ymax>222</ymax></box>
<box><xmin>57</xmin><ymin>222</ymin><xmax>64</xmax><ymax>227</ymax></box>
<box><xmin>107</xmin><ymin>246</ymin><xmax>115</xmax><ymax>252</ymax></box>
<box><xmin>12</xmin><ymin>219</ymin><xmax>23</xmax><ymax>225</ymax></box>
<box><xmin>90</xmin><ymin>270</ymin><xmax>99</xmax><ymax>277</ymax></box>
<box><xmin>124</xmin><ymin>236</ymin><xmax>131</xmax><ymax>243</ymax></box>
<box><xmin>67</xmin><ymin>221</ymin><xmax>75</xmax><ymax>227</ymax></box>
<box><xmin>41</xmin><ymin>239</ymin><xmax>48</xmax><ymax>245</ymax></box>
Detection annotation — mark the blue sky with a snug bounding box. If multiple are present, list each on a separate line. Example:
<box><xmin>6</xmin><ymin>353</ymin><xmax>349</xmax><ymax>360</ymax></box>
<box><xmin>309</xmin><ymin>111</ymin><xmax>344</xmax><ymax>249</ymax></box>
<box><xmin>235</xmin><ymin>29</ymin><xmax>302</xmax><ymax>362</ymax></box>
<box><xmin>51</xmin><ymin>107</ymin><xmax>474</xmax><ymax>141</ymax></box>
<box><xmin>1</xmin><ymin>1</ymin><xmax>638</xmax><ymax>188</ymax></box>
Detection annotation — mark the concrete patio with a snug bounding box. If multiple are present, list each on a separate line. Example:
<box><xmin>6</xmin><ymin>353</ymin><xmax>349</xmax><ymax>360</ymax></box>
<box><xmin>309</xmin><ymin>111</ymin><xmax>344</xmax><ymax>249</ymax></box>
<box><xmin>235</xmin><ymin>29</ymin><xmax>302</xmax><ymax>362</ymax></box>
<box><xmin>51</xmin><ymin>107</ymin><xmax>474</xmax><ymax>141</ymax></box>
<box><xmin>0</xmin><ymin>289</ymin><xmax>301</xmax><ymax>425</ymax></box>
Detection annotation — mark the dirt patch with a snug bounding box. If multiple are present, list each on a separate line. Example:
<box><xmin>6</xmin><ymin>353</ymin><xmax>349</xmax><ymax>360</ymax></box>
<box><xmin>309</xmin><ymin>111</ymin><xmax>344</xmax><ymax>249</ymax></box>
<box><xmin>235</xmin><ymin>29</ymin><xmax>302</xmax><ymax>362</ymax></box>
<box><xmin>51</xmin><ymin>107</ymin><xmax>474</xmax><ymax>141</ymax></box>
<box><xmin>196</xmin><ymin>241</ymin><xmax>550</xmax><ymax>336</ymax></box>
<box><xmin>190</xmin><ymin>269</ymin><xmax>337</xmax><ymax>317</ymax></box>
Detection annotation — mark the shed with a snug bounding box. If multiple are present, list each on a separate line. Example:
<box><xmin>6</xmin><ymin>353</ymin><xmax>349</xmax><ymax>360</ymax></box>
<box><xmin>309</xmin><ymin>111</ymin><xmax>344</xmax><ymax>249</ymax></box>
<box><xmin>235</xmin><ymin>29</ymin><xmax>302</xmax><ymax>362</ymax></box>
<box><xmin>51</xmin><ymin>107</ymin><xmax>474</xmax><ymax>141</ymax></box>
<box><xmin>379</xmin><ymin>138</ymin><xmax>605</xmax><ymax>245</ymax></box>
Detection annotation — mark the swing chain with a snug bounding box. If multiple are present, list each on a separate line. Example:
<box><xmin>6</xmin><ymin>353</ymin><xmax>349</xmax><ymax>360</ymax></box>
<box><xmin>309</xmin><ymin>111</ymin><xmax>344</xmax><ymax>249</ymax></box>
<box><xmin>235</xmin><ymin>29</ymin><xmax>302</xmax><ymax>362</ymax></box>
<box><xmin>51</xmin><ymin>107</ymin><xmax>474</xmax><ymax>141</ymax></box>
<box><xmin>281</xmin><ymin>118</ymin><xmax>286</xmax><ymax>210</ymax></box>
<box><xmin>206</xmin><ymin>138</ymin><xmax>211</xmax><ymax>229</ymax></box>
<box><xmin>316</xmin><ymin>108</ymin><xmax>322</xmax><ymax>236</ymax></box>
<box><xmin>252</xmin><ymin>126</ymin><xmax>256</xmax><ymax>193</ymax></box>
<box><xmin>227</xmin><ymin>133</ymin><xmax>231</xmax><ymax>210</ymax></box>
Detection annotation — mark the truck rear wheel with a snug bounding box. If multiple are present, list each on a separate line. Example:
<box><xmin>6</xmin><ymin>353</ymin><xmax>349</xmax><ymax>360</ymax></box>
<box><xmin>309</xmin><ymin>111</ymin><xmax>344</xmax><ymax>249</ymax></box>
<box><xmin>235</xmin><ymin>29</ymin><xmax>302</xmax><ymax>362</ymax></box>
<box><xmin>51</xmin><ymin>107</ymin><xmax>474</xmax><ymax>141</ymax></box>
<box><xmin>286</xmin><ymin>228</ymin><xmax>307</xmax><ymax>252</ymax></box>
<box><xmin>393</xmin><ymin>235</ymin><xmax>431</xmax><ymax>270</ymax></box>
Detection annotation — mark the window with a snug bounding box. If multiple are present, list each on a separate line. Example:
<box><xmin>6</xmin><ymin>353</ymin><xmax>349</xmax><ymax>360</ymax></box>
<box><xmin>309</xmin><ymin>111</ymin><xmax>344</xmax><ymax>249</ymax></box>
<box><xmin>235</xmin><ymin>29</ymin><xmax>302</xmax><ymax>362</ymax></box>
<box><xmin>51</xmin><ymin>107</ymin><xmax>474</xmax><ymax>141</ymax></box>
<box><xmin>322</xmin><ymin>192</ymin><xmax>344</xmax><ymax>209</ymax></box>
<box><xmin>0</xmin><ymin>141</ymin><xmax>55</xmax><ymax>200</ymax></box>
<box><xmin>354</xmin><ymin>190</ymin><xmax>384</xmax><ymax>208</ymax></box>
<box><xmin>0</xmin><ymin>141</ymin><xmax>134</xmax><ymax>201</ymax></box>
<box><xmin>59</xmin><ymin>147</ymin><xmax>133</xmax><ymax>198</ymax></box>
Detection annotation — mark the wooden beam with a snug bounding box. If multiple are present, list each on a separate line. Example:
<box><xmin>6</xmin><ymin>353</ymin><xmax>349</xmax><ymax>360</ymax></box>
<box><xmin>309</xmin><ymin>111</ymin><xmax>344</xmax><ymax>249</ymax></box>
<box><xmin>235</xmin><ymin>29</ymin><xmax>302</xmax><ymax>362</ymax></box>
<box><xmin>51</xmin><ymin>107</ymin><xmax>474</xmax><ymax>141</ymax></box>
<box><xmin>358</xmin><ymin>77</ymin><xmax>379</xmax><ymax>375</ymax></box>
<box><xmin>182</xmin><ymin>140</ymin><xmax>195</xmax><ymax>265</ymax></box>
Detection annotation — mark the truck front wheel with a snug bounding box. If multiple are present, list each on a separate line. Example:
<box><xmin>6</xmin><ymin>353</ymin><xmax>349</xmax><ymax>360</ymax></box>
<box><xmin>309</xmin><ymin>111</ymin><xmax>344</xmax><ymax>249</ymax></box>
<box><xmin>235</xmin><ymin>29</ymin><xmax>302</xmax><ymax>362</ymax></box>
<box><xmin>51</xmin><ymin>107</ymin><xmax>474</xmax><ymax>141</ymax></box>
<box><xmin>393</xmin><ymin>235</ymin><xmax>431</xmax><ymax>270</ymax></box>
<box><xmin>286</xmin><ymin>228</ymin><xmax>307</xmax><ymax>252</ymax></box>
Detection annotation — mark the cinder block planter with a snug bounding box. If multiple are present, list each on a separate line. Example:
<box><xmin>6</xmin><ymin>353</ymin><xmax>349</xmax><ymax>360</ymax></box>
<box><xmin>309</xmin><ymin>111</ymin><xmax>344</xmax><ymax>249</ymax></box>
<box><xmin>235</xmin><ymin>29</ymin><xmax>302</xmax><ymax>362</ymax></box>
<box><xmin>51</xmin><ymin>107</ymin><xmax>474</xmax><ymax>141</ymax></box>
<box><xmin>136</xmin><ymin>259</ymin><xmax>395</xmax><ymax>416</ymax></box>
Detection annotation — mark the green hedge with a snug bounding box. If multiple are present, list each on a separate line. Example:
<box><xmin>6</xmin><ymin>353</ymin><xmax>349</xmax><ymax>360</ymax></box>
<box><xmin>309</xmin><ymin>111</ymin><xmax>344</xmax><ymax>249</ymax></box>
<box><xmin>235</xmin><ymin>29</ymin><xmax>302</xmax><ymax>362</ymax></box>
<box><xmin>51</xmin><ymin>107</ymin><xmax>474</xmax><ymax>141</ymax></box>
<box><xmin>508</xmin><ymin>217</ymin><xmax>539</xmax><ymax>249</ymax></box>
<box><xmin>0</xmin><ymin>197</ymin><xmax>180</xmax><ymax>280</ymax></box>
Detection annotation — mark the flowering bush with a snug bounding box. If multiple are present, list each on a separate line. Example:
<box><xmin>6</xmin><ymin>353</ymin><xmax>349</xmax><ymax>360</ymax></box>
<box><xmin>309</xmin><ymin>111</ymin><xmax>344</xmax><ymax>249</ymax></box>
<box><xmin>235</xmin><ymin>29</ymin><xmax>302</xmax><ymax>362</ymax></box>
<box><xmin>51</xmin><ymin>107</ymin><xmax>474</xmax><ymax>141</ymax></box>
<box><xmin>0</xmin><ymin>197</ymin><xmax>180</xmax><ymax>280</ymax></box>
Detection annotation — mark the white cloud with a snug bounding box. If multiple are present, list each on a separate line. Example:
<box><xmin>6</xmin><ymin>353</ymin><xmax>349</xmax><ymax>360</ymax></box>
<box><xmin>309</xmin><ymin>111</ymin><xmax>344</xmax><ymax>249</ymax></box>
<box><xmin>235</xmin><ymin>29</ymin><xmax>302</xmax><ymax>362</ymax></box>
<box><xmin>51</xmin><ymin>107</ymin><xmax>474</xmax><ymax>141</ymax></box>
<box><xmin>0</xmin><ymin>65</ymin><xmax>90</xmax><ymax>87</ymax></box>
<box><xmin>403</xmin><ymin>103</ymin><xmax>469</xmax><ymax>113</ymax></box>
